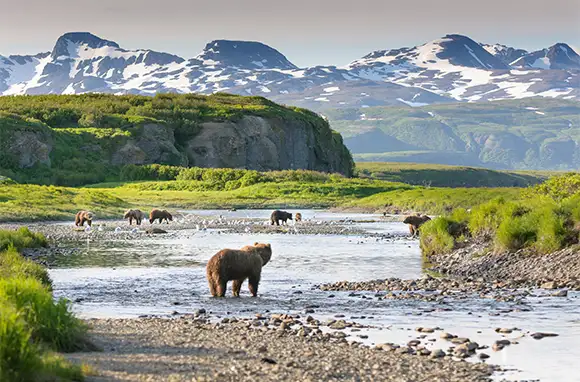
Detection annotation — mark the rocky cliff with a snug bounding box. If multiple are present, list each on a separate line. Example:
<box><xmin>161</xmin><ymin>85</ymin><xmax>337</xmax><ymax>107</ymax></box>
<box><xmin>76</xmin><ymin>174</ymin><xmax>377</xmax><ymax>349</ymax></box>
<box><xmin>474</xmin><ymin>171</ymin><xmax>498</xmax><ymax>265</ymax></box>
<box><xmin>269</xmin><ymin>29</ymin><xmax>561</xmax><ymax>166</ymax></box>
<box><xmin>0</xmin><ymin>94</ymin><xmax>354</xmax><ymax>185</ymax></box>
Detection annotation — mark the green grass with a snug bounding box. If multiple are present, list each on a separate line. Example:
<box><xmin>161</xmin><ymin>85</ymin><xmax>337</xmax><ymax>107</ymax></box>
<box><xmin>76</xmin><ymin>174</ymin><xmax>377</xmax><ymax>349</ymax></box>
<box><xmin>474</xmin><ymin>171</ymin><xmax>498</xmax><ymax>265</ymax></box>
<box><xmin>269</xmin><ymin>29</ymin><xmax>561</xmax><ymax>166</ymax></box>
<box><xmin>0</xmin><ymin>229</ymin><xmax>91</xmax><ymax>381</ymax></box>
<box><xmin>0</xmin><ymin>277</ymin><xmax>89</xmax><ymax>352</ymax></box>
<box><xmin>0</xmin><ymin>166</ymin><xmax>526</xmax><ymax>222</ymax></box>
<box><xmin>355</xmin><ymin>162</ymin><xmax>549</xmax><ymax>188</ymax></box>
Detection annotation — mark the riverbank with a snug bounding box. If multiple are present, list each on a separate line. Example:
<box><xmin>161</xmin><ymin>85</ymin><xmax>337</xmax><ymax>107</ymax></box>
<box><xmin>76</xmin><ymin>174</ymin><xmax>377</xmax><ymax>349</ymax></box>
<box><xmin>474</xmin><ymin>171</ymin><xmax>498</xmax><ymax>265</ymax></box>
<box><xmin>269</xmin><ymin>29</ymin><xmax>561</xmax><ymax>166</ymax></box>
<box><xmin>67</xmin><ymin>316</ymin><xmax>493</xmax><ymax>382</ymax></box>
<box><xmin>429</xmin><ymin>241</ymin><xmax>580</xmax><ymax>290</ymax></box>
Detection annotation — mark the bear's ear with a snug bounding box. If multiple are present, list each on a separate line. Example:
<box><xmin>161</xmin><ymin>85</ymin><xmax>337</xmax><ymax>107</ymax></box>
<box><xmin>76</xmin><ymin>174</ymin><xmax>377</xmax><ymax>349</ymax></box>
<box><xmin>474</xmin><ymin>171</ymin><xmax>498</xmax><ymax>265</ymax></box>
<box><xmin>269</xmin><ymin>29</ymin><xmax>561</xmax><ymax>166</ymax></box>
<box><xmin>267</xmin><ymin>244</ymin><xmax>271</xmax><ymax>248</ymax></box>
<box><xmin>254</xmin><ymin>242</ymin><xmax>259</xmax><ymax>246</ymax></box>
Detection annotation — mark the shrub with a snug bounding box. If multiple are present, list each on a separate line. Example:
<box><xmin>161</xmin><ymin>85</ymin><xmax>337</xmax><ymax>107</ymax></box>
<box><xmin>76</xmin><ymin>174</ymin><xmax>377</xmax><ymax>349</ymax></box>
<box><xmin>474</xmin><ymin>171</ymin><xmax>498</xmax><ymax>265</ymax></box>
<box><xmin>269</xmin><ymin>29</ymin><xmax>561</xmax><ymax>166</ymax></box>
<box><xmin>0</xmin><ymin>278</ymin><xmax>89</xmax><ymax>352</ymax></box>
<box><xmin>529</xmin><ymin>172</ymin><xmax>580</xmax><ymax>201</ymax></box>
<box><xmin>468</xmin><ymin>198</ymin><xmax>523</xmax><ymax>238</ymax></box>
<box><xmin>420</xmin><ymin>217</ymin><xmax>456</xmax><ymax>256</ymax></box>
<box><xmin>495</xmin><ymin>213</ymin><xmax>538</xmax><ymax>251</ymax></box>
<box><xmin>0</xmin><ymin>227</ymin><xmax>47</xmax><ymax>252</ymax></box>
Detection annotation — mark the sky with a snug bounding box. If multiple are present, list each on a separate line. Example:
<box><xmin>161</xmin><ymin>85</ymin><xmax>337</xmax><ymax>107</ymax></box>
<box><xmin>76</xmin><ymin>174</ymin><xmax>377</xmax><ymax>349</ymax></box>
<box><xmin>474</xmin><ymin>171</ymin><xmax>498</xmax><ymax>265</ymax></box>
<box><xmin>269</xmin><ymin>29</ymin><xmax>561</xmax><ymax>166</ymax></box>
<box><xmin>0</xmin><ymin>0</ymin><xmax>579</xmax><ymax>67</ymax></box>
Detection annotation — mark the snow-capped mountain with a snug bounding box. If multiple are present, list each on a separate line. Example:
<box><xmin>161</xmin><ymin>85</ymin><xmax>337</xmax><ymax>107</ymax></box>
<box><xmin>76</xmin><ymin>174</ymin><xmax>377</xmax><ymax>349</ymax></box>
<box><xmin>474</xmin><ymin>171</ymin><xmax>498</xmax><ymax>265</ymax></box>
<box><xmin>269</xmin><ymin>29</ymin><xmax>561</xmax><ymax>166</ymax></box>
<box><xmin>511</xmin><ymin>43</ymin><xmax>580</xmax><ymax>70</ymax></box>
<box><xmin>0</xmin><ymin>32</ymin><xmax>578</xmax><ymax>109</ymax></box>
<box><xmin>480</xmin><ymin>43</ymin><xmax>528</xmax><ymax>65</ymax></box>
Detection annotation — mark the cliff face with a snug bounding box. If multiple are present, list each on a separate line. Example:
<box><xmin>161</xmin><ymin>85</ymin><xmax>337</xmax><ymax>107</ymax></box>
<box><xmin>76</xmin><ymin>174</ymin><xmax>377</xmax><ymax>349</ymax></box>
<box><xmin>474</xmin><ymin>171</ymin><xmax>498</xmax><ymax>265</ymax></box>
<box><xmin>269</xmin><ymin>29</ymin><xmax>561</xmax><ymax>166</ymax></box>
<box><xmin>187</xmin><ymin>116</ymin><xmax>353</xmax><ymax>175</ymax></box>
<box><xmin>0</xmin><ymin>102</ymin><xmax>354</xmax><ymax>184</ymax></box>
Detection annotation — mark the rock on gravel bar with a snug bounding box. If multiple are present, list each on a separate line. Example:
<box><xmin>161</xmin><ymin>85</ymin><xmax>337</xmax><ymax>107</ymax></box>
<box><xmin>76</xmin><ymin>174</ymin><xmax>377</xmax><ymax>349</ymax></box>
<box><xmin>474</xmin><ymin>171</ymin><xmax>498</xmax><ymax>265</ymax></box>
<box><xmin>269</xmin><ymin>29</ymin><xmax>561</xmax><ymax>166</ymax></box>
<box><xmin>66</xmin><ymin>318</ymin><xmax>494</xmax><ymax>381</ymax></box>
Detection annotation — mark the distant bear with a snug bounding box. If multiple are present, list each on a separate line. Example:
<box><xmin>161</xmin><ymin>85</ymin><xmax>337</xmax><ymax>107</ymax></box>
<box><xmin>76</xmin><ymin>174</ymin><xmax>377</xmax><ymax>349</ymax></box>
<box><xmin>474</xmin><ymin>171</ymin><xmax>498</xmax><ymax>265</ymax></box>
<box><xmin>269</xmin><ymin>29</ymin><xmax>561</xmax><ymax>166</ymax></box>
<box><xmin>270</xmin><ymin>210</ymin><xmax>292</xmax><ymax>226</ymax></box>
<box><xmin>149</xmin><ymin>209</ymin><xmax>173</xmax><ymax>224</ymax></box>
<box><xmin>295</xmin><ymin>212</ymin><xmax>302</xmax><ymax>222</ymax></box>
<box><xmin>124</xmin><ymin>209</ymin><xmax>146</xmax><ymax>225</ymax></box>
<box><xmin>403</xmin><ymin>214</ymin><xmax>431</xmax><ymax>237</ymax></box>
<box><xmin>206</xmin><ymin>243</ymin><xmax>272</xmax><ymax>297</ymax></box>
<box><xmin>75</xmin><ymin>211</ymin><xmax>94</xmax><ymax>227</ymax></box>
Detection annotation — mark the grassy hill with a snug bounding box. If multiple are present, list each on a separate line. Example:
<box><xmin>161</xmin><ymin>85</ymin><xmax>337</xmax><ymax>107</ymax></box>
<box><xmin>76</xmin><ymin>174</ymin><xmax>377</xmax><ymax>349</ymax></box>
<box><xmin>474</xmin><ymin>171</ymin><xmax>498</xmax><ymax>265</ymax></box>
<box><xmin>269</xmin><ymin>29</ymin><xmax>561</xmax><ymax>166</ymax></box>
<box><xmin>324</xmin><ymin>98</ymin><xmax>580</xmax><ymax>171</ymax></box>
<box><xmin>355</xmin><ymin>162</ymin><xmax>551</xmax><ymax>188</ymax></box>
<box><xmin>0</xmin><ymin>93</ymin><xmax>353</xmax><ymax>185</ymax></box>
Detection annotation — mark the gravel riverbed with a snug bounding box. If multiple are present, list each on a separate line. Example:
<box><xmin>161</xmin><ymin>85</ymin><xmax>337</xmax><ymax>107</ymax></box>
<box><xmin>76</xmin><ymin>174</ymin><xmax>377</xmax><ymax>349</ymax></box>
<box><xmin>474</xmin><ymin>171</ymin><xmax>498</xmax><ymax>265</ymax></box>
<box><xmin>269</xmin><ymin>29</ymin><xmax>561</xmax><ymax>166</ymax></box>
<box><xmin>68</xmin><ymin>316</ymin><xmax>494</xmax><ymax>382</ymax></box>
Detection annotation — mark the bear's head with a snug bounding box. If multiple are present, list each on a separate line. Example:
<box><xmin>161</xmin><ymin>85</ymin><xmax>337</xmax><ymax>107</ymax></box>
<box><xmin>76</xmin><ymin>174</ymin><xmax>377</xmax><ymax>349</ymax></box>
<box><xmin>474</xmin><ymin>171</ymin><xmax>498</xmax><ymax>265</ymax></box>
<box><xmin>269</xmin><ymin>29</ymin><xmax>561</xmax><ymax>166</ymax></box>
<box><xmin>86</xmin><ymin>211</ymin><xmax>94</xmax><ymax>221</ymax></box>
<box><xmin>253</xmin><ymin>242</ymin><xmax>272</xmax><ymax>266</ymax></box>
<box><xmin>124</xmin><ymin>210</ymin><xmax>133</xmax><ymax>219</ymax></box>
<box><xmin>402</xmin><ymin>216</ymin><xmax>415</xmax><ymax>224</ymax></box>
<box><xmin>287</xmin><ymin>213</ymin><xmax>293</xmax><ymax>220</ymax></box>
<box><xmin>164</xmin><ymin>210</ymin><xmax>173</xmax><ymax>221</ymax></box>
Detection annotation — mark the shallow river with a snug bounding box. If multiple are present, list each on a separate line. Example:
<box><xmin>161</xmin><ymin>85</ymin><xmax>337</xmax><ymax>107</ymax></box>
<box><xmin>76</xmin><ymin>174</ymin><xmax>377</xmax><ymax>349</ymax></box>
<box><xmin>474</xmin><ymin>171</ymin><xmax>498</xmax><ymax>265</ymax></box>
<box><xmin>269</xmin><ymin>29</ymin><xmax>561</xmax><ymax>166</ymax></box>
<box><xmin>44</xmin><ymin>210</ymin><xmax>580</xmax><ymax>382</ymax></box>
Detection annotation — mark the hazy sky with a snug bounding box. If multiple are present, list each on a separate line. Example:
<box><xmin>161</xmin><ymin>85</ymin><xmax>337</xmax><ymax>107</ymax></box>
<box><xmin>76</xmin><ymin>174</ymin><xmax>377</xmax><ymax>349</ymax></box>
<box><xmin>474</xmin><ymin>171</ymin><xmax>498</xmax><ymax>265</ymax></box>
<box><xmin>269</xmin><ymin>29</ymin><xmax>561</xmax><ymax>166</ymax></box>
<box><xmin>1</xmin><ymin>0</ymin><xmax>579</xmax><ymax>67</ymax></box>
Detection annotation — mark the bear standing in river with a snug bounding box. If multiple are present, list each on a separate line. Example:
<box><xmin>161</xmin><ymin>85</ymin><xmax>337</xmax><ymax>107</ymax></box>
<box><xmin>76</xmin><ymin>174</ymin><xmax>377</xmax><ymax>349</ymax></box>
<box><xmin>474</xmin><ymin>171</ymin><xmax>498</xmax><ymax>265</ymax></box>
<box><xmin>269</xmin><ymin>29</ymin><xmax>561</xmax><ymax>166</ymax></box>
<box><xmin>149</xmin><ymin>209</ymin><xmax>173</xmax><ymax>224</ymax></box>
<box><xmin>295</xmin><ymin>212</ymin><xmax>302</xmax><ymax>222</ymax></box>
<box><xmin>124</xmin><ymin>209</ymin><xmax>146</xmax><ymax>225</ymax></box>
<box><xmin>403</xmin><ymin>214</ymin><xmax>431</xmax><ymax>237</ymax></box>
<box><xmin>206</xmin><ymin>243</ymin><xmax>272</xmax><ymax>297</ymax></box>
<box><xmin>75</xmin><ymin>211</ymin><xmax>94</xmax><ymax>227</ymax></box>
<box><xmin>270</xmin><ymin>210</ymin><xmax>292</xmax><ymax>226</ymax></box>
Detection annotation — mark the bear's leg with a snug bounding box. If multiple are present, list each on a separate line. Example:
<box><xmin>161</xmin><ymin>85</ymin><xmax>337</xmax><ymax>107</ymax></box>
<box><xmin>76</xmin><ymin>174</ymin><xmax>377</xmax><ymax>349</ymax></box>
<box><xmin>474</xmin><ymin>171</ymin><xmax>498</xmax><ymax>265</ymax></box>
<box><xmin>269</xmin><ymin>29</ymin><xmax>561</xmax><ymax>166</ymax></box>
<box><xmin>80</xmin><ymin>218</ymin><xmax>85</xmax><ymax>227</ymax></box>
<box><xmin>248</xmin><ymin>274</ymin><xmax>261</xmax><ymax>297</ymax></box>
<box><xmin>208</xmin><ymin>280</ymin><xmax>217</xmax><ymax>297</ymax></box>
<box><xmin>129</xmin><ymin>217</ymin><xmax>133</xmax><ymax>225</ymax></box>
<box><xmin>87</xmin><ymin>219</ymin><xmax>92</xmax><ymax>227</ymax></box>
<box><xmin>216</xmin><ymin>279</ymin><xmax>227</xmax><ymax>297</ymax></box>
<box><xmin>409</xmin><ymin>225</ymin><xmax>416</xmax><ymax>237</ymax></box>
<box><xmin>232</xmin><ymin>279</ymin><xmax>244</xmax><ymax>297</ymax></box>
<box><xmin>275</xmin><ymin>219</ymin><xmax>280</xmax><ymax>226</ymax></box>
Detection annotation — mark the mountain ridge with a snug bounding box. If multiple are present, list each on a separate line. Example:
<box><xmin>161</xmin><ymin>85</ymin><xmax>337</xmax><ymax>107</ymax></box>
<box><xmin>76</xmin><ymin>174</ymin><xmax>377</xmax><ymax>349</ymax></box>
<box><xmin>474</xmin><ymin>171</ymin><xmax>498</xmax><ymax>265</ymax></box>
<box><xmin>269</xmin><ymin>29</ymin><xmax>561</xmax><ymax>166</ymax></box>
<box><xmin>0</xmin><ymin>32</ymin><xmax>578</xmax><ymax>108</ymax></box>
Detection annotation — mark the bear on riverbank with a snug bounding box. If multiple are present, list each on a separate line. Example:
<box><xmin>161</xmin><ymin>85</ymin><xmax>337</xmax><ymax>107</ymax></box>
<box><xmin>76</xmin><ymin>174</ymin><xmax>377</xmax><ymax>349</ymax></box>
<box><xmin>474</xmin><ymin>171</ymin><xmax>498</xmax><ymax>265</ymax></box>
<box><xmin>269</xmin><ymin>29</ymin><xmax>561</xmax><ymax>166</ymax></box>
<box><xmin>270</xmin><ymin>210</ymin><xmax>292</xmax><ymax>226</ymax></box>
<box><xmin>295</xmin><ymin>212</ymin><xmax>302</xmax><ymax>222</ymax></box>
<box><xmin>206</xmin><ymin>243</ymin><xmax>272</xmax><ymax>297</ymax></box>
<box><xmin>124</xmin><ymin>209</ymin><xmax>146</xmax><ymax>225</ymax></box>
<box><xmin>75</xmin><ymin>211</ymin><xmax>94</xmax><ymax>227</ymax></box>
<box><xmin>149</xmin><ymin>209</ymin><xmax>173</xmax><ymax>224</ymax></box>
<box><xmin>403</xmin><ymin>214</ymin><xmax>431</xmax><ymax>237</ymax></box>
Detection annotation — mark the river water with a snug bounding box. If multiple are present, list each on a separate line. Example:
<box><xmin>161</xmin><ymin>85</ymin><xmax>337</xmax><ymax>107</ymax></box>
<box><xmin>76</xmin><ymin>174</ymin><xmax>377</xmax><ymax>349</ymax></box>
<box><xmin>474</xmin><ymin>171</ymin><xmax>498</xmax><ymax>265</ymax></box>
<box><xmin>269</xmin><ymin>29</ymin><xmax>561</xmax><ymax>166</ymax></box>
<box><xmin>42</xmin><ymin>210</ymin><xmax>580</xmax><ymax>382</ymax></box>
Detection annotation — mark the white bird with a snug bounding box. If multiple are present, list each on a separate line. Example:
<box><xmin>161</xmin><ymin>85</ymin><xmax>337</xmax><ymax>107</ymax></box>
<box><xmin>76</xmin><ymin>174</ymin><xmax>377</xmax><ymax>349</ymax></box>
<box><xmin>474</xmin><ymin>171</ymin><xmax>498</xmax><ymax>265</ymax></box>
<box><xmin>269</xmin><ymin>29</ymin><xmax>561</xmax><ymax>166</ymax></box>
<box><xmin>84</xmin><ymin>226</ymin><xmax>92</xmax><ymax>233</ymax></box>
<box><xmin>131</xmin><ymin>228</ymin><xmax>138</xmax><ymax>234</ymax></box>
<box><xmin>97</xmin><ymin>225</ymin><xmax>104</xmax><ymax>232</ymax></box>
<box><xmin>114</xmin><ymin>227</ymin><xmax>122</xmax><ymax>233</ymax></box>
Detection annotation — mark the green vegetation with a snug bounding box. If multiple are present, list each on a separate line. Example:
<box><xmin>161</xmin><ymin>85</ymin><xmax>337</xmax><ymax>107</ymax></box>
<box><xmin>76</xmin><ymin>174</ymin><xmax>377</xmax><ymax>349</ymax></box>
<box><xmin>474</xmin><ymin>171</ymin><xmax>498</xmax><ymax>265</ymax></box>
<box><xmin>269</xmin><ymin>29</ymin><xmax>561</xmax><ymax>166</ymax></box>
<box><xmin>420</xmin><ymin>173</ymin><xmax>580</xmax><ymax>256</ymax></box>
<box><xmin>0</xmin><ymin>93</ymin><xmax>353</xmax><ymax>186</ymax></box>
<box><xmin>355</xmin><ymin>162</ymin><xmax>549</xmax><ymax>188</ymax></box>
<box><xmin>325</xmin><ymin>98</ymin><xmax>580</xmax><ymax>170</ymax></box>
<box><xmin>0</xmin><ymin>229</ymin><xmax>90</xmax><ymax>381</ymax></box>
<box><xmin>0</xmin><ymin>164</ymin><xmax>528</xmax><ymax>221</ymax></box>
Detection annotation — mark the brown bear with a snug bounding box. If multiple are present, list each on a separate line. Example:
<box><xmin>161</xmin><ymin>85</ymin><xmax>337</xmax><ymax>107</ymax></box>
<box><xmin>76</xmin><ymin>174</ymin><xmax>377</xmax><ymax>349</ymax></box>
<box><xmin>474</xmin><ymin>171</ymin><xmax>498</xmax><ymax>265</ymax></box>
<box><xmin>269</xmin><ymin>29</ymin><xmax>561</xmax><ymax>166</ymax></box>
<box><xmin>74</xmin><ymin>211</ymin><xmax>94</xmax><ymax>227</ymax></box>
<box><xmin>206</xmin><ymin>242</ymin><xmax>272</xmax><ymax>297</ymax></box>
<box><xmin>403</xmin><ymin>214</ymin><xmax>431</xmax><ymax>237</ymax></box>
<box><xmin>295</xmin><ymin>212</ymin><xmax>302</xmax><ymax>222</ymax></box>
<box><xmin>270</xmin><ymin>210</ymin><xmax>292</xmax><ymax>226</ymax></box>
<box><xmin>149</xmin><ymin>209</ymin><xmax>173</xmax><ymax>224</ymax></box>
<box><xmin>124</xmin><ymin>209</ymin><xmax>146</xmax><ymax>225</ymax></box>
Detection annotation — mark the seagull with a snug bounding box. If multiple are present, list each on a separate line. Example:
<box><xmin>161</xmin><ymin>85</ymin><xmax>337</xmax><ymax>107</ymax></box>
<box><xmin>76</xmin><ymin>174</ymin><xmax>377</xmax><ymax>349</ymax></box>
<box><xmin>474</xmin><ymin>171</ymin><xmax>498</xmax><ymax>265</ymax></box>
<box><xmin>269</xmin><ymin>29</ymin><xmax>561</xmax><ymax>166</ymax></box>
<box><xmin>84</xmin><ymin>226</ymin><xmax>92</xmax><ymax>233</ymax></box>
<box><xmin>114</xmin><ymin>227</ymin><xmax>122</xmax><ymax>233</ymax></box>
